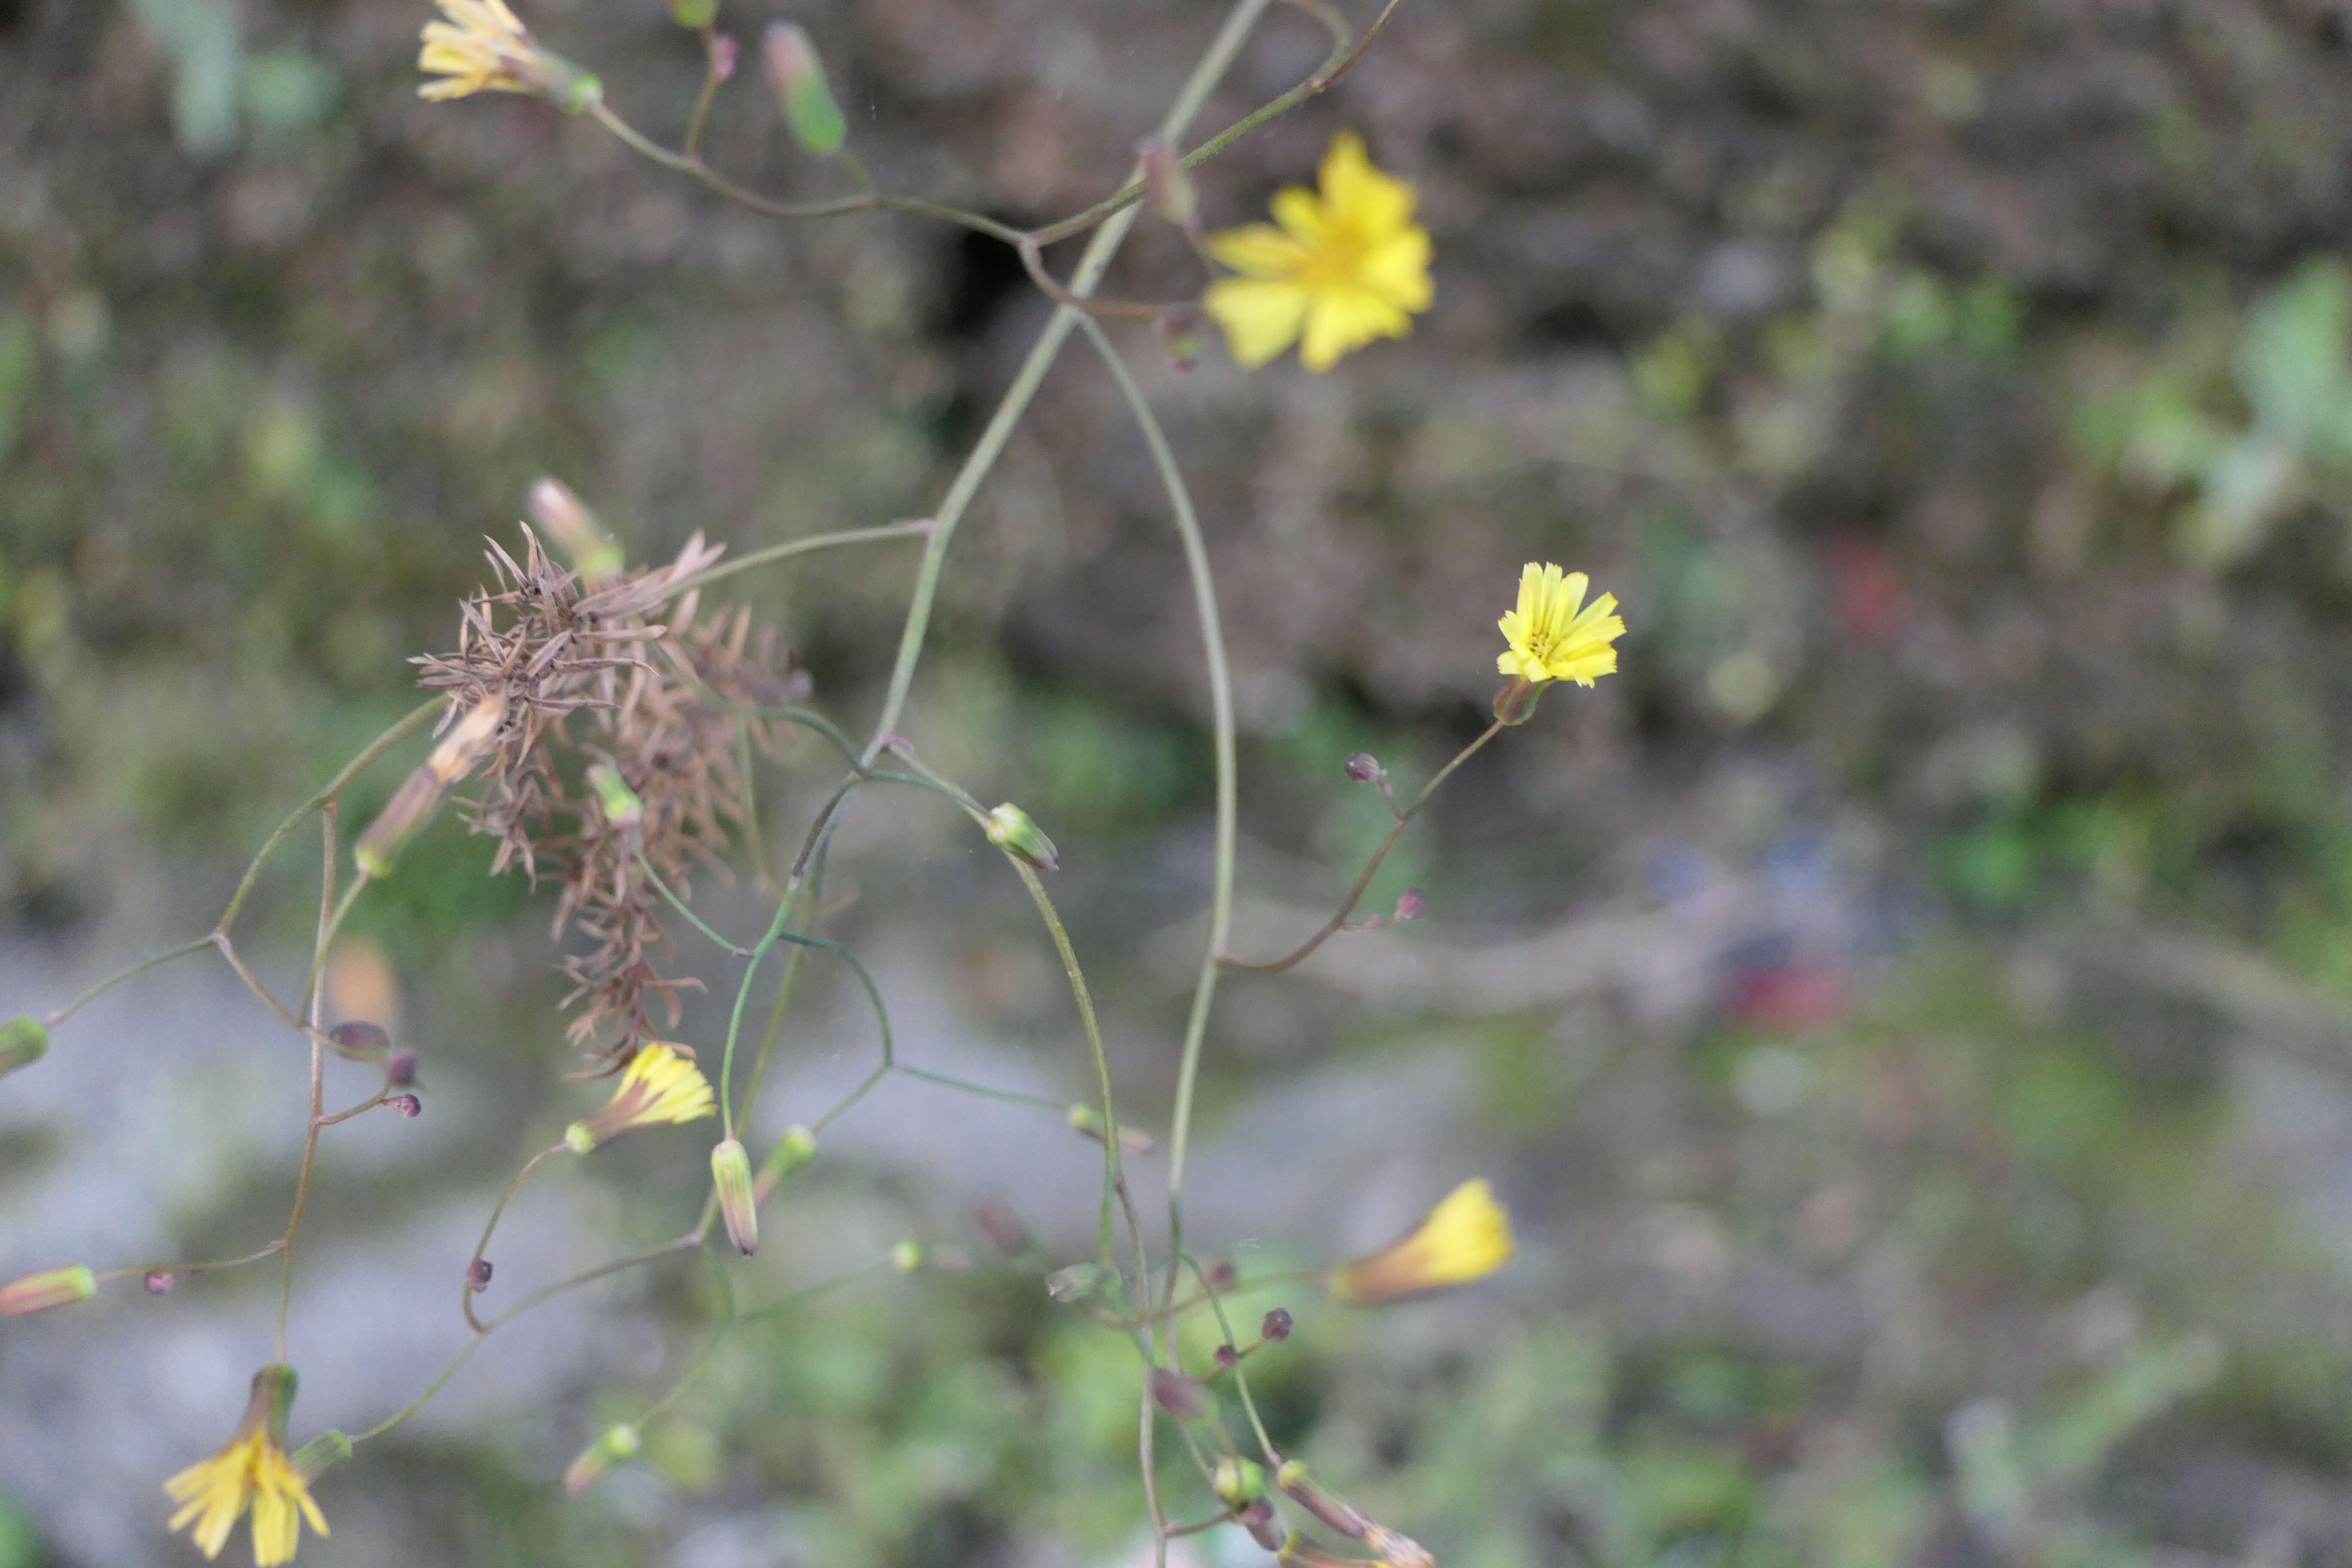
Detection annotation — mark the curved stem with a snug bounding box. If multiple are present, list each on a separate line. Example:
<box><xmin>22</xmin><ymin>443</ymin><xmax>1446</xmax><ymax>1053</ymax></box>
<box><xmin>1221</xmin><ymin>718</ymin><xmax>1503</xmax><ymax>974</ymax></box>
<box><xmin>1070</xmin><ymin>318</ymin><xmax>1237</xmax><ymax>1210</ymax></box>
<box><xmin>660</xmin><ymin>518</ymin><xmax>934</xmax><ymax>599</ymax></box>
<box><xmin>465</xmin><ymin>1144</ymin><xmax>567</xmax><ymax>1332</ymax></box>
<box><xmin>97</xmin><ymin>1237</ymin><xmax>286</xmax><ymax>1285</ymax></box>
<box><xmin>42</xmin><ymin>937</ymin><xmax>213</xmax><ymax>1029</ymax></box>
<box><xmin>1009</xmin><ymin>859</ymin><xmax>1130</xmax><ymax>1273</ymax></box>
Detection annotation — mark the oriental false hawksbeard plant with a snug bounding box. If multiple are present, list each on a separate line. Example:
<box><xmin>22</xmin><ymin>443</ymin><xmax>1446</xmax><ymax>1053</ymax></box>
<box><xmin>0</xmin><ymin>4</ymin><xmax>1638</xmax><ymax>1563</ymax></box>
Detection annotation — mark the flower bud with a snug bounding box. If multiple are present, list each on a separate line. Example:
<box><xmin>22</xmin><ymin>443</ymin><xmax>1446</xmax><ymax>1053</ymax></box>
<box><xmin>1391</xmin><ymin>890</ymin><xmax>1424</xmax><ymax>922</ymax></box>
<box><xmin>1241</xmin><ymin>1499</ymin><xmax>1284</xmax><ymax>1550</ymax></box>
<box><xmin>563</xmin><ymin>1423</ymin><xmax>640</xmax><ymax>1493</ymax></box>
<box><xmin>528</xmin><ymin>478</ymin><xmax>623</xmax><ymax>584</ymax></box>
<box><xmin>971</xmin><ymin>1197</ymin><xmax>1032</xmax><ymax>1256</ymax></box>
<box><xmin>467</xmin><ymin>1258</ymin><xmax>493</xmax><ymax>1293</ymax></box>
<box><xmin>667</xmin><ymin>0</ymin><xmax>717</xmax><ymax>28</ymax></box>
<box><xmin>1208</xmin><ymin>1260</ymin><xmax>1238</xmax><ymax>1288</ymax></box>
<box><xmin>327</xmin><ymin>1020</ymin><xmax>391</xmax><ymax>1064</ymax></box>
<box><xmin>1344</xmin><ymin>753</ymin><xmax>1384</xmax><ymax>784</ymax></box>
<box><xmin>708</xmin><ymin>31</ymin><xmax>738</xmax><ymax>81</ymax></box>
<box><xmin>385</xmin><ymin>1048</ymin><xmax>419</xmax><ymax>1088</ymax></box>
<box><xmin>1491</xmin><ymin>675</ymin><xmax>1544</xmax><ymax>726</ymax></box>
<box><xmin>0</xmin><ymin>1016</ymin><xmax>48</xmax><ymax>1078</ymax></box>
<box><xmin>1365</xmin><ymin>1524</ymin><xmax>1435</xmax><ymax>1568</ymax></box>
<box><xmin>354</xmin><ymin>768</ymin><xmax>445</xmax><ymax>879</ymax></box>
<box><xmin>1157</xmin><ymin>304</ymin><xmax>1206</xmax><ymax>372</ymax></box>
<box><xmin>711</xmin><ymin>1137</ymin><xmax>757</xmax><ymax>1256</ymax></box>
<box><xmin>984</xmin><ymin>802</ymin><xmax>1060</xmax><ymax>872</ymax></box>
<box><xmin>1213</xmin><ymin>1343</ymin><xmax>1238</xmax><ymax>1369</ymax></box>
<box><xmin>1044</xmin><ymin>1262</ymin><xmax>1109</xmax><ymax>1304</ymax></box>
<box><xmin>292</xmin><ymin>1430</ymin><xmax>353</xmax><ymax>1482</ymax></box>
<box><xmin>389</xmin><ymin>1093</ymin><xmax>422</xmax><ymax>1118</ymax></box>
<box><xmin>586</xmin><ymin>763</ymin><xmax>644</xmax><ymax>829</ymax></box>
<box><xmin>145</xmin><ymin>1270</ymin><xmax>177</xmax><ymax>1294</ymax></box>
<box><xmin>890</xmin><ymin>1240</ymin><xmax>924</xmax><ymax>1274</ymax></box>
<box><xmin>0</xmin><ymin>1265</ymin><xmax>95</xmax><ymax>1315</ymax></box>
<box><xmin>1139</xmin><ymin>135</ymin><xmax>1197</xmax><ymax>227</ymax></box>
<box><xmin>1149</xmin><ymin>1368</ymin><xmax>1209</xmax><ymax>1418</ymax></box>
<box><xmin>763</xmin><ymin>23</ymin><xmax>846</xmax><ymax>156</ymax></box>
<box><xmin>1261</xmin><ymin>1307</ymin><xmax>1292</xmax><ymax>1341</ymax></box>
<box><xmin>1212</xmin><ymin>1457</ymin><xmax>1266</xmax><ymax>1509</ymax></box>
<box><xmin>753</xmin><ymin>1124</ymin><xmax>816</xmax><ymax>1204</ymax></box>
<box><xmin>1276</xmin><ymin>1460</ymin><xmax>1369</xmax><ymax>1540</ymax></box>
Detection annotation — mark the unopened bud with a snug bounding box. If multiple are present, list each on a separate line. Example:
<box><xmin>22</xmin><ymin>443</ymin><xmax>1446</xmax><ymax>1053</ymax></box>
<box><xmin>1261</xmin><ymin>1307</ymin><xmax>1292</xmax><ymax>1341</ymax></box>
<box><xmin>1277</xmin><ymin>1460</ymin><xmax>1369</xmax><ymax>1539</ymax></box>
<box><xmin>467</xmin><ymin>1258</ymin><xmax>493</xmax><ymax>1293</ymax></box>
<box><xmin>764</xmin><ymin>23</ymin><xmax>846</xmax><ymax>156</ymax></box>
<box><xmin>890</xmin><ymin>1240</ymin><xmax>924</xmax><ymax>1274</ymax></box>
<box><xmin>354</xmin><ymin>769</ymin><xmax>444</xmax><ymax>879</ymax></box>
<box><xmin>1213</xmin><ymin>1343</ymin><xmax>1238</xmax><ymax>1369</ymax></box>
<box><xmin>667</xmin><ymin>0</ymin><xmax>716</xmax><ymax>28</ymax></box>
<box><xmin>1391</xmin><ymin>890</ymin><xmax>1424</xmax><ymax>922</ymax></box>
<box><xmin>564</xmin><ymin>1423</ymin><xmax>640</xmax><ymax>1493</ymax></box>
<box><xmin>425</xmin><ymin>693</ymin><xmax>507</xmax><ymax>786</ymax></box>
<box><xmin>711</xmin><ymin>1137</ymin><xmax>757</xmax><ymax>1256</ymax></box>
<box><xmin>1139</xmin><ymin>136</ymin><xmax>1198</xmax><ymax>227</ymax></box>
<box><xmin>1208</xmin><ymin>1260</ymin><xmax>1238</xmax><ymax>1288</ymax></box>
<box><xmin>1492</xmin><ymin>675</ymin><xmax>1544</xmax><ymax>726</ymax></box>
<box><xmin>327</xmin><ymin>1020</ymin><xmax>391</xmax><ymax>1064</ymax></box>
<box><xmin>0</xmin><ymin>1016</ymin><xmax>48</xmax><ymax>1078</ymax></box>
<box><xmin>1213</xmin><ymin>1457</ymin><xmax>1266</xmax><ymax>1509</ymax></box>
<box><xmin>144</xmin><ymin>1270</ymin><xmax>177</xmax><ymax>1294</ymax></box>
<box><xmin>1044</xmin><ymin>1262</ymin><xmax>1109</xmax><ymax>1304</ymax></box>
<box><xmin>753</xmin><ymin>1124</ymin><xmax>817</xmax><ymax>1203</ymax></box>
<box><xmin>1065</xmin><ymin>1103</ymin><xmax>1154</xmax><ymax>1153</ymax></box>
<box><xmin>1157</xmin><ymin>304</ymin><xmax>1205</xmax><ymax>372</ymax></box>
<box><xmin>384</xmin><ymin>1048</ymin><xmax>419</xmax><ymax>1088</ymax></box>
<box><xmin>708</xmin><ymin>31</ymin><xmax>739</xmax><ymax>81</ymax></box>
<box><xmin>0</xmin><ymin>1265</ymin><xmax>95</xmax><ymax>1315</ymax></box>
<box><xmin>292</xmin><ymin>1430</ymin><xmax>352</xmax><ymax>1482</ymax></box>
<box><xmin>984</xmin><ymin>802</ymin><xmax>1059</xmax><ymax>872</ymax></box>
<box><xmin>389</xmin><ymin>1093</ymin><xmax>422</xmax><ymax>1118</ymax></box>
<box><xmin>1365</xmin><ymin>1524</ymin><xmax>1435</xmax><ymax>1568</ymax></box>
<box><xmin>528</xmin><ymin>478</ymin><xmax>623</xmax><ymax>583</ymax></box>
<box><xmin>1344</xmin><ymin>752</ymin><xmax>1384</xmax><ymax>784</ymax></box>
<box><xmin>1150</xmin><ymin>1368</ymin><xmax>1210</xmax><ymax>1418</ymax></box>
<box><xmin>971</xmin><ymin>1197</ymin><xmax>1032</xmax><ymax>1256</ymax></box>
<box><xmin>1242</xmin><ymin>1499</ymin><xmax>1284</xmax><ymax>1550</ymax></box>
<box><xmin>586</xmin><ymin>763</ymin><xmax>644</xmax><ymax>829</ymax></box>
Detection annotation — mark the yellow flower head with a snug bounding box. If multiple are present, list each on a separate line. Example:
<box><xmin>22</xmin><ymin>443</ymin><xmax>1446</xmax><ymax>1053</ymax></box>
<box><xmin>1204</xmin><ymin>132</ymin><xmax>1433</xmax><ymax>372</ymax></box>
<box><xmin>1329</xmin><ymin>1178</ymin><xmax>1515</xmax><ymax>1305</ymax></box>
<box><xmin>564</xmin><ymin>1042</ymin><xmax>716</xmax><ymax>1153</ymax></box>
<box><xmin>165</xmin><ymin>1365</ymin><xmax>328</xmax><ymax>1567</ymax></box>
<box><xmin>1497</xmin><ymin>563</ymin><xmax>1624</xmax><ymax>687</ymax></box>
<box><xmin>417</xmin><ymin>0</ymin><xmax>598</xmax><ymax>107</ymax></box>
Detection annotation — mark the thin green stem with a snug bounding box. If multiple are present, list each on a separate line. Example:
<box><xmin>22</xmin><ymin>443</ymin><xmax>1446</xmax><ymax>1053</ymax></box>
<box><xmin>1181</xmin><ymin>1252</ymin><xmax>1279</xmax><ymax>1459</ymax></box>
<box><xmin>465</xmin><ymin>1144</ymin><xmax>566</xmax><ymax>1332</ymax></box>
<box><xmin>42</xmin><ymin>937</ymin><xmax>213</xmax><ymax>1029</ymax></box>
<box><xmin>1221</xmin><ymin>719</ymin><xmax>1504</xmax><ymax>974</ymax></box>
<box><xmin>661</xmin><ymin>519</ymin><xmax>934</xmax><ymax>598</ymax></box>
<box><xmin>1010</xmin><ymin>859</ymin><xmax>1127</xmax><ymax>1274</ymax></box>
<box><xmin>216</xmin><ymin>697</ymin><xmax>441</xmax><ymax>935</ymax></box>
<box><xmin>1070</xmin><ymin>318</ymin><xmax>1237</xmax><ymax>1210</ymax></box>
<box><xmin>896</xmin><ymin>1065</ymin><xmax>1067</xmax><ymax>1112</ymax></box>
<box><xmin>857</xmin><ymin>0</ymin><xmax>1273</xmax><ymax>766</ymax></box>
<box><xmin>97</xmin><ymin>1237</ymin><xmax>285</xmax><ymax>1285</ymax></box>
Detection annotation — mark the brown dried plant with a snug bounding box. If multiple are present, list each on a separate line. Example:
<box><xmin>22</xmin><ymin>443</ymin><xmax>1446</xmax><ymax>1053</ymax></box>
<box><xmin>415</xmin><ymin>527</ymin><xmax>807</xmax><ymax>1062</ymax></box>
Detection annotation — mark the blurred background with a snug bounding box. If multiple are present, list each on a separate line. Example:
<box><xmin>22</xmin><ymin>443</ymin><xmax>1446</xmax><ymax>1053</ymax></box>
<box><xmin>9</xmin><ymin>0</ymin><xmax>2352</xmax><ymax>1562</ymax></box>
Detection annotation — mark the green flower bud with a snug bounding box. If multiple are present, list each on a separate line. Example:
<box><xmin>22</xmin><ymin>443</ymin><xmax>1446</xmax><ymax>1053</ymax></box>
<box><xmin>984</xmin><ymin>802</ymin><xmax>1059</xmax><ymax>871</ymax></box>
<box><xmin>763</xmin><ymin>24</ymin><xmax>845</xmax><ymax>156</ymax></box>
<box><xmin>586</xmin><ymin>763</ymin><xmax>644</xmax><ymax>829</ymax></box>
<box><xmin>753</xmin><ymin>1124</ymin><xmax>816</xmax><ymax>1203</ymax></box>
<box><xmin>711</xmin><ymin>1137</ymin><xmax>757</xmax><ymax>1256</ymax></box>
<box><xmin>1212</xmin><ymin>1457</ymin><xmax>1266</xmax><ymax>1508</ymax></box>
<box><xmin>668</xmin><ymin>0</ymin><xmax>718</xmax><ymax>28</ymax></box>
<box><xmin>0</xmin><ymin>1016</ymin><xmax>48</xmax><ymax>1079</ymax></box>
<box><xmin>563</xmin><ymin>1423</ymin><xmax>640</xmax><ymax>1493</ymax></box>
<box><xmin>0</xmin><ymin>1265</ymin><xmax>94</xmax><ymax>1315</ymax></box>
<box><xmin>890</xmin><ymin>1240</ymin><xmax>924</xmax><ymax>1274</ymax></box>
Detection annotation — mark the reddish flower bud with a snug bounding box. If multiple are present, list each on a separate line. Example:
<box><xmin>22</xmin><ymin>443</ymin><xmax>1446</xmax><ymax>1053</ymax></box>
<box><xmin>1150</xmin><ymin>1369</ymin><xmax>1210</xmax><ymax>1419</ymax></box>
<box><xmin>1392</xmin><ymin>889</ymin><xmax>1424</xmax><ymax>922</ymax></box>
<box><xmin>389</xmin><ymin>1094</ymin><xmax>422</xmax><ymax>1118</ymax></box>
<box><xmin>327</xmin><ymin>1020</ymin><xmax>391</xmax><ymax>1064</ymax></box>
<box><xmin>1242</xmin><ymin>1498</ymin><xmax>1284</xmax><ymax>1550</ymax></box>
<box><xmin>1213</xmin><ymin>1344</ymin><xmax>1239</xmax><ymax>1369</ymax></box>
<box><xmin>384</xmin><ymin>1049</ymin><xmax>419</xmax><ymax>1088</ymax></box>
<box><xmin>466</xmin><ymin>1258</ymin><xmax>493</xmax><ymax>1292</ymax></box>
<box><xmin>145</xmin><ymin>1270</ymin><xmax>177</xmax><ymax>1294</ymax></box>
<box><xmin>1261</xmin><ymin>1307</ymin><xmax>1293</xmax><ymax>1341</ymax></box>
<box><xmin>1344</xmin><ymin>753</ymin><xmax>1384</xmax><ymax>784</ymax></box>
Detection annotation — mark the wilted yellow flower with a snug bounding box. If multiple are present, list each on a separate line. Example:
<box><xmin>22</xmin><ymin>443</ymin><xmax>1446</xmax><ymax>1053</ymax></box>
<box><xmin>1329</xmin><ymin>1178</ymin><xmax>1514</xmax><ymax>1304</ymax></box>
<box><xmin>564</xmin><ymin>1042</ymin><xmax>715</xmax><ymax>1153</ymax></box>
<box><xmin>417</xmin><ymin>0</ymin><xmax>599</xmax><ymax>107</ymax></box>
<box><xmin>1496</xmin><ymin>563</ymin><xmax>1623</xmax><ymax>687</ymax></box>
<box><xmin>1204</xmin><ymin>132</ymin><xmax>1432</xmax><ymax>372</ymax></box>
<box><xmin>165</xmin><ymin>1366</ymin><xmax>328</xmax><ymax>1566</ymax></box>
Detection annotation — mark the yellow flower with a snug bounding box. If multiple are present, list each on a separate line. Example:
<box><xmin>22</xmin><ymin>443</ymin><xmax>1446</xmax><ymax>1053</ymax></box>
<box><xmin>165</xmin><ymin>1366</ymin><xmax>328</xmax><ymax>1566</ymax></box>
<box><xmin>1497</xmin><ymin>563</ymin><xmax>1623</xmax><ymax>687</ymax></box>
<box><xmin>564</xmin><ymin>1042</ymin><xmax>716</xmax><ymax>1153</ymax></box>
<box><xmin>1329</xmin><ymin>1178</ymin><xmax>1515</xmax><ymax>1304</ymax></box>
<box><xmin>1204</xmin><ymin>132</ymin><xmax>1433</xmax><ymax>372</ymax></box>
<box><xmin>417</xmin><ymin>0</ymin><xmax>599</xmax><ymax>107</ymax></box>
